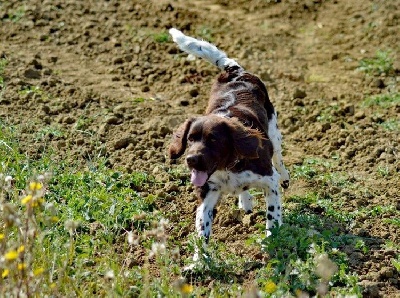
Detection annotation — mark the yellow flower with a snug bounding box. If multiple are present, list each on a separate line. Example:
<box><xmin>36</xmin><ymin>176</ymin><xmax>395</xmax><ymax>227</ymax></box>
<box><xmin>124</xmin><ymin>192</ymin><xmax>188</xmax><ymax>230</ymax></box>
<box><xmin>33</xmin><ymin>267</ymin><xmax>44</xmax><ymax>276</ymax></box>
<box><xmin>2</xmin><ymin>269</ymin><xmax>9</xmax><ymax>278</ymax></box>
<box><xmin>17</xmin><ymin>263</ymin><xmax>27</xmax><ymax>270</ymax></box>
<box><xmin>180</xmin><ymin>283</ymin><xmax>193</xmax><ymax>294</ymax></box>
<box><xmin>17</xmin><ymin>245</ymin><xmax>25</xmax><ymax>254</ymax></box>
<box><xmin>264</xmin><ymin>280</ymin><xmax>277</xmax><ymax>294</ymax></box>
<box><xmin>29</xmin><ymin>182</ymin><xmax>43</xmax><ymax>191</ymax></box>
<box><xmin>21</xmin><ymin>195</ymin><xmax>33</xmax><ymax>205</ymax></box>
<box><xmin>0</xmin><ymin>233</ymin><xmax>4</xmax><ymax>240</ymax></box>
<box><xmin>51</xmin><ymin>216</ymin><xmax>60</xmax><ymax>222</ymax></box>
<box><xmin>30</xmin><ymin>197</ymin><xmax>45</xmax><ymax>208</ymax></box>
<box><xmin>4</xmin><ymin>250</ymin><xmax>18</xmax><ymax>261</ymax></box>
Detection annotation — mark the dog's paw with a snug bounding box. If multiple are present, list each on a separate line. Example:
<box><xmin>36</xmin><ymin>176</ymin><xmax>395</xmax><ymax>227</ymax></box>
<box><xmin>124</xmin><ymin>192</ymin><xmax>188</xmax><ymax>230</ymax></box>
<box><xmin>281</xmin><ymin>179</ymin><xmax>290</xmax><ymax>189</ymax></box>
<box><xmin>279</xmin><ymin>170</ymin><xmax>290</xmax><ymax>189</ymax></box>
<box><xmin>238</xmin><ymin>191</ymin><xmax>254</xmax><ymax>213</ymax></box>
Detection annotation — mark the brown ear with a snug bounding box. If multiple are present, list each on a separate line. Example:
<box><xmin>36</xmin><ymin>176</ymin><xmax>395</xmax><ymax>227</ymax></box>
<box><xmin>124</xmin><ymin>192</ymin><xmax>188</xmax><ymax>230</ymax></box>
<box><xmin>168</xmin><ymin>118</ymin><xmax>194</xmax><ymax>159</ymax></box>
<box><xmin>228</xmin><ymin>119</ymin><xmax>263</xmax><ymax>159</ymax></box>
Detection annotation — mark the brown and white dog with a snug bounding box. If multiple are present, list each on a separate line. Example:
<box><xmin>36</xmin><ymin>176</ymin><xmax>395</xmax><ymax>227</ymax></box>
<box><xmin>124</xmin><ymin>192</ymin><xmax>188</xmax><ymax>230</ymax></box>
<box><xmin>168</xmin><ymin>28</ymin><xmax>290</xmax><ymax>259</ymax></box>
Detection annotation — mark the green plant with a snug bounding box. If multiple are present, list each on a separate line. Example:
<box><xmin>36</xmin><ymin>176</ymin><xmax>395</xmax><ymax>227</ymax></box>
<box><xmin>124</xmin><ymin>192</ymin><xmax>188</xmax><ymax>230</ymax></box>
<box><xmin>34</xmin><ymin>125</ymin><xmax>64</xmax><ymax>141</ymax></box>
<box><xmin>380</xmin><ymin>119</ymin><xmax>399</xmax><ymax>131</ymax></box>
<box><xmin>257</xmin><ymin>211</ymin><xmax>362</xmax><ymax>296</ymax></box>
<box><xmin>197</xmin><ymin>26</ymin><xmax>214</xmax><ymax>41</ymax></box>
<box><xmin>292</xmin><ymin>157</ymin><xmax>332</xmax><ymax>180</ymax></box>
<box><xmin>358</xmin><ymin>50</ymin><xmax>394</xmax><ymax>75</ymax></box>
<box><xmin>0</xmin><ymin>120</ymin><xmax>174</xmax><ymax>296</ymax></box>
<box><xmin>4</xmin><ymin>6</ymin><xmax>25</xmax><ymax>22</ymax></box>
<box><xmin>391</xmin><ymin>256</ymin><xmax>400</xmax><ymax>273</ymax></box>
<box><xmin>377</xmin><ymin>165</ymin><xmax>390</xmax><ymax>177</ymax></box>
<box><xmin>153</xmin><ymin>31</ymin><xmax>170</xmax><ymax>43</ymax></box>
<box><xmin>363</xmin><ymin>92</ymin><xmax>400</xmax><ymax>108</ymax></box>
<box><xmin>18</xmin><ymin>85</ymin><xmax>44</xmax><ymax>95</ymax></box>
<box><xmin>0</xmin><ymin>58</ymin><xmax>7</xmax><ymax>74</ymax></box>
<box><xmin>316</xmin><ymin>105</ymin><xmax>339</xmax><ymax>123</ymax></box>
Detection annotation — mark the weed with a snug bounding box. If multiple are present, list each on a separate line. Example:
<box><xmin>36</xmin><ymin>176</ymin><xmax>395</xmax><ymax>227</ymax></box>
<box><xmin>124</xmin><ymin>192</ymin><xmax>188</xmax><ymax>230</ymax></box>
<box><xmin>379</xmin><ymin>118</ymin><xmax>399</xmax><ymax>131</ymax></box>
<box><xmin>362</xmin><ymin>92</ymin><xmax>400</xmax><ymax>108</ymax></box>
<box><xmin>18</xmin><ymin>85</ymin><xmax>41</xmax><ymax>95</ymax></box>
<box><xmin>0</xmin><ymin>58</ymin><xmax>7</xmax><ymax>74</ymax></box>
<box><xmin>316</xmin><ymin>105</ymin><xmax>339</xmax><ymax>123</ymax></box>
<box><xmin>0</xmin><ymin>120</ymin><xmax>174</xmax><ymax>296</ymax></box>
<box><xmin>383</xmin><ymin>218</ymin><xmax>400</xmax><ymax>228</ymax></box>
<box><xmin>34</xmin><ymin>125</ymin><xmax>64</xmax><ymax>141</ymax></box>
<box><xmin>132</xmin><ymin>97</ymin><xmax>147</xmax><ymax>103</ymax></box>
<box><xmin>153</xmin><ymin>31</ymin><xmax>170</xmax><ymax>43</ymax></box>
<box><xmin>377</xmin><ymin>165</ymin><xmax>390</xmax><ymax>177</ymax></box>
<box><xmin>392</xmin><ymin>256</ymin><xmax>400</xmax><ymax>273</ymax></box>
<box><xmin>358</xmin><ymin>50</ymin><xmax>394</xmax><ymax>75</ymax></box>
<box><xmin>197</xmin><ymin>26</ymin><xmax>214</xmax><ymax>41</ymax></box>
<box><xmin>73</xmin><ymin>115</ymin><xmax>94</xmax><ymax>131</ymax></box>
<box><xmin>292</xmin><ymin>157</ymin><xmax>332</xmax><ymax>180</ymax></box>
<box><xmin>258</xmin><ymin>211</ymin><xmax>362</xmax><ymax>296</ymax></box>
<box><xmin>4</xmin><ymin>6</ymin><xmax>25</xmax><ymax>23</ymax></box>
<box><xmin>354</xmin><ymin>239</ymin><xmax>369</xmax><ymax>254</ymax></box>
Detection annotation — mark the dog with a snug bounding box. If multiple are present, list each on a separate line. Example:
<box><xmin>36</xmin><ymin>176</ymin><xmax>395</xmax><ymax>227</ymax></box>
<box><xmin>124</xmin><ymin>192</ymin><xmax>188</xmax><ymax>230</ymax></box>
<box><xmin>168</xmin><ymin>28</ymin><xmax>290</xmax><ymax>259</ymax></box>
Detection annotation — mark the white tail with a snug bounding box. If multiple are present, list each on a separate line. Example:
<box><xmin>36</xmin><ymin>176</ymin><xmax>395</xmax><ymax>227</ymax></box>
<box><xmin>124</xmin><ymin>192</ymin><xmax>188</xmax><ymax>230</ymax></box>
<box><xmin>169</xmin><ymin>28</ymin><xmax>241</xmax><ymax>70</ymax></box>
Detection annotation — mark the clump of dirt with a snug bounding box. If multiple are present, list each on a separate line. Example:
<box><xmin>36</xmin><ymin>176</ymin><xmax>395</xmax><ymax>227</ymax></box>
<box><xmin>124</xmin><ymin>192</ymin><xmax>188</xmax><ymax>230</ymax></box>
<box><xmin>1</xmin><ymin>0</ymin><xmax>399</xmax><ymax>296</ymax></box>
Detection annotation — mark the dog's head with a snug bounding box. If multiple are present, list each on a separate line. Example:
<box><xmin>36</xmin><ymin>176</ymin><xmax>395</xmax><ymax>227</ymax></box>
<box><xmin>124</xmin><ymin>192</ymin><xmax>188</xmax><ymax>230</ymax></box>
<box><xmin>169</xmin><ymin>115</ymin><xmax>263</xmax><ymax>187</ymax></box>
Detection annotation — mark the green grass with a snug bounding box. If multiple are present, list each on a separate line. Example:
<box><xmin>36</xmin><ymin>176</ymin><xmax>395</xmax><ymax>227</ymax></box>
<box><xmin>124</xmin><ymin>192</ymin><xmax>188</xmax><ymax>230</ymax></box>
<box><xmin>0</xmin><ymin>121</ymin><xmax>376</xmax><ymax>296</ymax></box>
<box><xmin>3</xmin><ymin>6</ymin><xmax>25</xmax><ymax>23</ymax></box>
<box><xmin>363</xmin><ymin>92</ymin><xmax>400</xmax><ymax>108</ymax></box>
<box><xmin>316</xmin><ymin>105</ymin><xmax>339</xmax><ymax>123</ymax></box>
<box><xmin>379</xmin><ymin>118</ymin><xmax>399</xmax><ymax>131</ymax></box>
<box><xmin>34</xmin><ymin>125</ymin><xmax>65</xmax><ymax>141</ymax></box>
<box><xmin>0</xmin><ymin>120</ymin><xmax>170</xmax><ymax>296</ymax></box>
<box><xmin>256</xmin><ymin>210</ymin><xmax>362</xmax><ymax>296</ymax></box>
<box><xmin>358</xmin><ymin>50</ymin><xmax>394</xmax><ymax>75</ymax></box>
<box><xmin>152</xmin><ymin>31</ymin><xmax>170</xmax><ymax>43</ymax></box>
<box><xmin>196</xmin><ymin>26</ymin><xmax>214</xmax><ymax>41</ymax></box>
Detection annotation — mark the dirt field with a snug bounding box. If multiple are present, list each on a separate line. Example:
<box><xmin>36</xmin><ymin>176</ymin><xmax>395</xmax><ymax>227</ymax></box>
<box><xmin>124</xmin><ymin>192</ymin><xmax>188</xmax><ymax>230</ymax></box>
<box><xmin>1</xmin><ymin>0</ymin><xmax>399</xmax><ymax>296</ymax></box>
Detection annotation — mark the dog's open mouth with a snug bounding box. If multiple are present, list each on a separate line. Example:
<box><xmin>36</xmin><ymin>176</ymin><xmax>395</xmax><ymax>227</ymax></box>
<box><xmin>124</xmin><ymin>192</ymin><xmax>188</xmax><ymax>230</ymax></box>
<box><xmin>190</xmin><ymin>164</ymin><xmax>217</xmax><ymax>187</ymax></box>
<box><xmin>190</xmin><ymin>169</ymin><xmax>209</xmax><ymax>187</ymax></box>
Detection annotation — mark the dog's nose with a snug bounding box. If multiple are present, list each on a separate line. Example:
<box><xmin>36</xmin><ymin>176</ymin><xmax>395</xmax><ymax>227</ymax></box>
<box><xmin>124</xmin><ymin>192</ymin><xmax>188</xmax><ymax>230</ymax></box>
<box><xmin>186</xmin><ymin>154</ymin><xmax>199</xmax><ymax>167</ymax></box>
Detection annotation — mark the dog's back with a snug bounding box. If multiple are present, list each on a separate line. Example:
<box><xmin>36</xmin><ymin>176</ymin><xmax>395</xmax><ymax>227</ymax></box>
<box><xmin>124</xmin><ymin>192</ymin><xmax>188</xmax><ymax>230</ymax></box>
<box><xmin>207</xmin><ymin>66</ymin><xmax>274</xmax><ymax>134</ymax></box>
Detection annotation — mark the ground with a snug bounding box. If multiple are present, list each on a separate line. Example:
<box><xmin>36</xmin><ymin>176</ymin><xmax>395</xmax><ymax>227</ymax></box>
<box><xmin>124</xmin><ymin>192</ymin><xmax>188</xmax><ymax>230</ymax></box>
<box><xmin>0</xmin><ymin>0</ymin><xmax>399</xmax><ymax>296</ymax></box>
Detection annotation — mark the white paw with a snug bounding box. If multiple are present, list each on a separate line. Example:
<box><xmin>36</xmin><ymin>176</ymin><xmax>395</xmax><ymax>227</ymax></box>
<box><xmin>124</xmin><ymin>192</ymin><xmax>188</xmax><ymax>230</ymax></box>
<box><xmin>239</xmin><ymin>192</ymin><xmax>253</xmax><ymax>213</ymax></box>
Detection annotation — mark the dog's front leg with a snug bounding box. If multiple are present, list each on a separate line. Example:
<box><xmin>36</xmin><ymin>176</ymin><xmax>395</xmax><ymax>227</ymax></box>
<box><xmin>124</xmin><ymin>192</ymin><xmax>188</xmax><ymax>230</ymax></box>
<box><xmin>193</xmin><ymin>184</ymin><xmax>220</xmax><ymax>261</ymax></box>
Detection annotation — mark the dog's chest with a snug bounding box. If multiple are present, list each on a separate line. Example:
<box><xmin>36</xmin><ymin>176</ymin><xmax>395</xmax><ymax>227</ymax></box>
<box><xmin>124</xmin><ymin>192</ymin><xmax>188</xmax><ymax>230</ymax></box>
<box><xmin>208</xmin><ymin>170</ymin><xmax>268</xmax><ymax>195</ymax></box>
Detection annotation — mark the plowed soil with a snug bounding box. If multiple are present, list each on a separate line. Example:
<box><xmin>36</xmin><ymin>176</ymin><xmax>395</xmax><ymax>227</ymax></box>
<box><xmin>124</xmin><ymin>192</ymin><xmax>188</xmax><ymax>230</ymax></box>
<box><xmin>1</xmin><ymin>0</ymin><xmax>399</xmax><ymax>296</ymax></box>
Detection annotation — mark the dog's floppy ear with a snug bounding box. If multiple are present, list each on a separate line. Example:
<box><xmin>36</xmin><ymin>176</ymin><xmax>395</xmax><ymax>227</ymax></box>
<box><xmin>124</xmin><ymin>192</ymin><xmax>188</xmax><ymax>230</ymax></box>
<box><xmin>228</xmin><ymin>119</ymin><xmax>263</xmax><ymax>159</ymax></box>
<box><xmin>168</xmin><ymin>118</ymin><xmax>195</xmax><ymax>159</ymax></box>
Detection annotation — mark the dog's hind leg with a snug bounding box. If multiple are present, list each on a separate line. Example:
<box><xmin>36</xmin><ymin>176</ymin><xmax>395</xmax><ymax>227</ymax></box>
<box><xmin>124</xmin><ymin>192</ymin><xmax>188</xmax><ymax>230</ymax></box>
<box><xmin>238</xmin><ymin>191</ymin><xmax>253</xmax><ymax>214</ymax></box>
<box><xmin>263</xmin><ymin>168</ymin><xmax>283</xmax><ymax>236</ymax></box>
<box><xmin>268</xmin><ymin>112</ymin><xmax>290</xmax><ymax>189</ymax></box>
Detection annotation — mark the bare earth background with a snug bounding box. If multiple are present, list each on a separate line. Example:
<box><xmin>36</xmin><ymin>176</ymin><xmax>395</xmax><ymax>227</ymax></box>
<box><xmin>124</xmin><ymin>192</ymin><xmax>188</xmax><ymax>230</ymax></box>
<box><xmin>0</xmin><ymin>0</ymin><xmax>399</xmax><ymax>296</ymax></box>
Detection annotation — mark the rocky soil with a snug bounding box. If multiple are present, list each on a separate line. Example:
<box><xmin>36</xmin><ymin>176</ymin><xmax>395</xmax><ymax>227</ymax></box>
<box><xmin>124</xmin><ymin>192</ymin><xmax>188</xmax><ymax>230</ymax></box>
<box><xmin>1</xmin><ymin>0</ymin><xmax>399</xmax><ymax>296</ymax></box>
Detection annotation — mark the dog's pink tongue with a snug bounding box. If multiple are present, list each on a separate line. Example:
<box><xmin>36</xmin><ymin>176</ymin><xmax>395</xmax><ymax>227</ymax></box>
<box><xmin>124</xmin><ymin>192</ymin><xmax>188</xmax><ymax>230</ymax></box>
<box><xmin>190</xmin><ymin>169</ymin><xmax>208</xmax><ymax>187</ymax></box>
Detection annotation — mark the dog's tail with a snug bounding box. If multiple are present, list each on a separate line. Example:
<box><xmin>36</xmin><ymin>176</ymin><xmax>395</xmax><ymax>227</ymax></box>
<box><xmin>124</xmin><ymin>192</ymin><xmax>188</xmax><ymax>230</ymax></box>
<box><xmin>169</xmin><ymin>28</ymin><xmax>242</xmax><ymax>71</ymax></box>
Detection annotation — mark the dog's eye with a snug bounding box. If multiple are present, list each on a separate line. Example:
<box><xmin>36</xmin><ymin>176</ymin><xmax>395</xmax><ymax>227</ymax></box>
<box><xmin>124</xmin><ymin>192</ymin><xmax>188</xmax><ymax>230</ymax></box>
<box><xmin>188</xmin><ymin>135</ymin><xmax>194</xmax><ymax>142</ymax></box>
<box><xmin>208</xmin><ymin>134</ymin><xmax>217</xmax><ymax>143</ymax></box>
